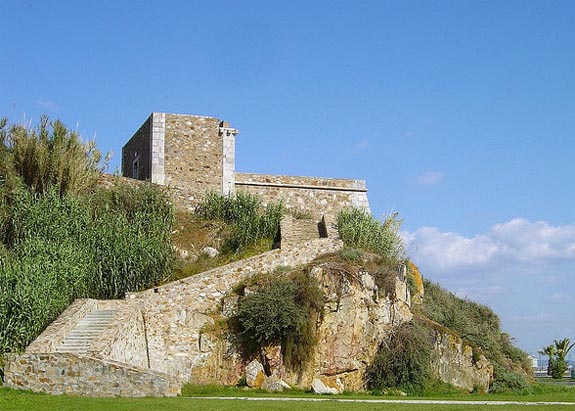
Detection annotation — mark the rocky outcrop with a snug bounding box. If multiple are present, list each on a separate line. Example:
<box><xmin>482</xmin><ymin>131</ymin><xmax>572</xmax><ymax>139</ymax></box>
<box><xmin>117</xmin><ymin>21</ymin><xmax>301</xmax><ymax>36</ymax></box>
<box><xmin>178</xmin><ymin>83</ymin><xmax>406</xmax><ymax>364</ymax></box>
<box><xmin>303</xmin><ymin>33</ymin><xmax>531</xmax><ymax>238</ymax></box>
<box><xmin>430</xmin><ymin>329</ymin><xmax>493</xmax><ymax>393</ymax></box>
<box><xmin>305</xmin><ymin>264</ymin><xmax>412</xmax><ymax>390</ymax></box>
<box><xmin>192</xmin><ymin>261</ymin><xmax>414</xmax><ymax>392</ymax></box>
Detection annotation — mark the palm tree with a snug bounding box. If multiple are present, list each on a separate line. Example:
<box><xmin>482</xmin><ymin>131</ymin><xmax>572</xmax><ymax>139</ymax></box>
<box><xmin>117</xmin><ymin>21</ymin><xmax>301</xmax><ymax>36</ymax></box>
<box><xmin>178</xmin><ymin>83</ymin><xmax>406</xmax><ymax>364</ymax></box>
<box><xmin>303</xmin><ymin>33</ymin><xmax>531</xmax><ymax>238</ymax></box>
<box><xmin>538</xmin><ymin>344</ymin><xmax>556</xmax><ymax>376</ymax></box>
<box><xmin>554</xmin><ymin>338</ymin><xmax>574</xmax><ymax>360</ymax></box>
<box><xmin>540</xmin><ymin>338</ymin><xmax>575</xmax><ymax>379</ymax></box>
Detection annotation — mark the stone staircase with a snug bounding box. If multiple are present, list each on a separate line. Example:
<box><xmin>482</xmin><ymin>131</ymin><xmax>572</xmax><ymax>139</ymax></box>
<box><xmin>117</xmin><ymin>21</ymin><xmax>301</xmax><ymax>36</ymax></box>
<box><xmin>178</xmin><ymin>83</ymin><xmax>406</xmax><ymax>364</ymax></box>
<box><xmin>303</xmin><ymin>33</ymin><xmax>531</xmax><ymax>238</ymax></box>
<box><xmin>57</xmin><ymin>309</ymin><xmax>118</xmax><ymax>355</ymax></box>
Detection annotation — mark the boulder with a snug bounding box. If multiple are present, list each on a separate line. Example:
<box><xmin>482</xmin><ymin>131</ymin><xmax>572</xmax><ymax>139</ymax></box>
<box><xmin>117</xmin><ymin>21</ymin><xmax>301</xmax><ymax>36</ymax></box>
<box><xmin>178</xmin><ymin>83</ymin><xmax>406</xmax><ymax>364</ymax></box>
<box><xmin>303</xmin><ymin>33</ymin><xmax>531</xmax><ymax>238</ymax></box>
<box><xmin>311</xmin><ymin>377</ymin><xmax>344</xmax><ymax>394</ymax></box>
<box><xmin>201</xmin><ymin>247</ymin><xmax>219</xmax><ymax>258</ymax></box>
<box><xmin>245</xmin><ymin>359</ymin><xmax>265</xmax><ymax>388</ymax></box>
<box><xmin>262</xmin><ymin>376</ymin><xmax>291</xmax><ymax>392</ymax></box>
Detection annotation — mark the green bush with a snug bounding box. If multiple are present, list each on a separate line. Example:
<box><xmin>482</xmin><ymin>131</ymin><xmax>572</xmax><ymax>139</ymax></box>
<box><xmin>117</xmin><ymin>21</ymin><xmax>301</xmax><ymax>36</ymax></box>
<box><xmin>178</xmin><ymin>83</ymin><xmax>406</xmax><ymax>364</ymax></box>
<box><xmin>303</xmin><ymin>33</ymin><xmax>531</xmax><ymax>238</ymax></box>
<box><xmin>230</xmin><ymin>270</ymin><xmax>323</xmax><ymax>373</ymax></box>
<box><xmin>336</xmin><ymin>208</ymin><xmax>404</xmax><ymax>263</ymax></box>
<box><xmin>366</xmin><ymin>321</ymin><xmax>434</xmax><ymax>394</ymax></box>
<box><xmin>490</xmin><ymin>365</ymin><xmax>533</xmax><ymax>394</ymax></box>
<box><xmin>196</xmin><ymin>191</ymin><xmax>283</xmax><ymax>252</ymax></box>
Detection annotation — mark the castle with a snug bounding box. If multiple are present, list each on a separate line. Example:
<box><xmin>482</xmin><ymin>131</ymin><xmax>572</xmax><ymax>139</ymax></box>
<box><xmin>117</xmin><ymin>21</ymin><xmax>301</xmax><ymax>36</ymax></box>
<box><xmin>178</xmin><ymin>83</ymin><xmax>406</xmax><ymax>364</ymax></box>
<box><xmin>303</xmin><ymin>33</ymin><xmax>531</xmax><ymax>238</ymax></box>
<box><xmin>3</xmin><ymin>113</ymin><xmax>492</xmax><ymax>397</ymax></box>
<box><xmin>121</xmin><ymin>113</ymin><xmax>370</xmax><ymax>218</ymax></box>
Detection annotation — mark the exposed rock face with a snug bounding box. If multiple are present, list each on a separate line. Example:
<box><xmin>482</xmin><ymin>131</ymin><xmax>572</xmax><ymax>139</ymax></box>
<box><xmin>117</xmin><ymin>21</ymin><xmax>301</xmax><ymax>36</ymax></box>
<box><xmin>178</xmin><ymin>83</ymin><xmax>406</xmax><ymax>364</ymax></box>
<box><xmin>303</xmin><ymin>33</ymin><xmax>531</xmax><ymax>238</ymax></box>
<box><xmin>304</xmin><ymin>264</ymin><xmax>412</xmax><ymax>391</ymax></box>
<box><xmin>407</xmin><ymin>261</ymin><xmax>424</xmax><ymax>305</ymax></box>
<box><xmin>172</xmin><ymin>259</ymin><xmax>493</xmax><ymax>394</ymax></box>
<box><xmin>431</xmin><ymin>331</ymin><xmax>493</xmax><ymax>393</ymax></box>
<box><xmin>192</xmin><ymin>262</ymin><xmax>414</xmax><ymax>392</ymax></box>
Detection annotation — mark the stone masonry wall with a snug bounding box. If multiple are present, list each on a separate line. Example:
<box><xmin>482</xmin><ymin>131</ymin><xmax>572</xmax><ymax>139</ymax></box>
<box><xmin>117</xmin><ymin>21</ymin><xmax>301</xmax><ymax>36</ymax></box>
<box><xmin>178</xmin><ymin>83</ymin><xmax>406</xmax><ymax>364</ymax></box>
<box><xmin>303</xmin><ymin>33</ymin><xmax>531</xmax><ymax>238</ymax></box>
<box><xmin>235</xmin><ymin>172</ymin><xmax>370</xmax><ymax>219</ymax></box>
<box><xmin>122</xmin><ymin>115</ymin><xmax>152</xmax><ymax>180</ymax></box>
<box><xmin>121</xmin><ymin>112</ymin><xmax>372</xmax><ymax>217</ymax></box>
<box><xmin>280</xmin><ymin>214</ymin><xmax>323</xmax><ymax>247</ymax></box>
<box><xmin>163</xmin><ymin>114</ymin><xmax>223</xmax><ymax>203</ymax></box>
<box><xmin>4</xmin><ymin>353</ymin><xmax>180</xmax><ymax>397</ymax></box>
<box><xmin>89</xmin><ymin>303</ymin><xmax>148</xmax><ymax>369</ymax></box>
<box><xmin>130</xmin><ymin>238</ymin><xmax>343</xmax><ymax>381</ymax></box>
<box><xmin>25</xmin><ymin>298</ymin><xmax>147</xmax><ymax>368</ymax></box>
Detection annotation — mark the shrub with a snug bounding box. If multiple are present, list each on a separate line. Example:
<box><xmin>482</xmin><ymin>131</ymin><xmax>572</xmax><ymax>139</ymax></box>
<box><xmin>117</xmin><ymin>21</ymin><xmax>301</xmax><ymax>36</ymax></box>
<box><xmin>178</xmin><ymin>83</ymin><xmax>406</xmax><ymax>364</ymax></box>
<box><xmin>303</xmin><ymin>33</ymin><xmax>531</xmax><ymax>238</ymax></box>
<box><xmin>490</xmin><ymin>365</ymin><xmax>533</xmax><ymax>394</ymax></box>
<box><xmin>196</xmin><ymin>191</ymin><xmax>283</xmax><ymax>252</ymax></box>
<box><xmin>336</xmin><ymin>208</ymin><xmax>404</xmax><ymax>263</ymax></box>
<box><xmin>230</xmin><ymin>270</ymin><xmax>323</xmax><ymax>373</ymax></box>
<box><xmin>366</xmin><ymin>321</ymin><xmax>434</xmax><ymax>394</ymax></box>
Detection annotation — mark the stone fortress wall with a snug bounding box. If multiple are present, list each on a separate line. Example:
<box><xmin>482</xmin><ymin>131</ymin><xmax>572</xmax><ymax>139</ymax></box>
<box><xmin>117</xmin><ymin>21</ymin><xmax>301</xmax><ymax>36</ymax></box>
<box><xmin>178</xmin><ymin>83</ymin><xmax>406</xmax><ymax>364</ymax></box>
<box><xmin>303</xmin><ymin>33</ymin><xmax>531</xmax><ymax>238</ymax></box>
<box><xmin>121</xmin><ymin>112</ymin><xmax>370</xmax><ymax>218</ymax></box>
<box><xmin>235</xmin><ymin>173</ymin><xmax>370</xmax><ymax>219</ymax></box>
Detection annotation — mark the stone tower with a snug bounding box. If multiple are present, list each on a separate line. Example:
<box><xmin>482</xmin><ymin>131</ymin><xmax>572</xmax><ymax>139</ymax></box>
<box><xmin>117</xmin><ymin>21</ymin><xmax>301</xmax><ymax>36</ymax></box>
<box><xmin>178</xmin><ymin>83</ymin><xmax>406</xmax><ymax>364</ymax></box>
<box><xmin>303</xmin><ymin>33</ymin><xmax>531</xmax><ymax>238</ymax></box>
<box><xmin>121</xmin><ymin>113</ymin><xmax>239</xmax><ymax>201</ymax></box>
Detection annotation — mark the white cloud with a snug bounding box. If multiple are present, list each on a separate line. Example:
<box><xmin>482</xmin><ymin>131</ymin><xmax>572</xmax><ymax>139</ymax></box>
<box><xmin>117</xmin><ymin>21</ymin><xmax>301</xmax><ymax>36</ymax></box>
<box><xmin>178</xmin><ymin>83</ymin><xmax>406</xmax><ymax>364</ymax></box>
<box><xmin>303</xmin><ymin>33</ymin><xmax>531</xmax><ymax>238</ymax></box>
<box><xmin>36</xmin><ymin>99</ymin><xmax>60</xmax><ymax>112</ymax></box>
<box><xmin>405</xmin><ymin>219</ymin><xmax>575</xmax><ymax>275</ymax></box>
<box><xmin>405</xmin><ymin>219</ymin><xmax>575</xmax><ymax>354</ymax></box>
<box><xmin>417</xmin><ymin>170</ymin><xmax>443</xmax><ymax>185</ymax></box>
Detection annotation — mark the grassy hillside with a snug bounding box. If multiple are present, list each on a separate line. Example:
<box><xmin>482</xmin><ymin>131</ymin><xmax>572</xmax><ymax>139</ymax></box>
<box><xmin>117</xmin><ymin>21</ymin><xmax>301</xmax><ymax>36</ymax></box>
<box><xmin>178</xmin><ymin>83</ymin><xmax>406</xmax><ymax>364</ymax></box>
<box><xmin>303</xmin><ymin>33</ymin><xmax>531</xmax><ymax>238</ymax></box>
<box><xmin>416</xmin><ymin>277</ymin><xmax>533</xmax><ymax>393</ymax></box>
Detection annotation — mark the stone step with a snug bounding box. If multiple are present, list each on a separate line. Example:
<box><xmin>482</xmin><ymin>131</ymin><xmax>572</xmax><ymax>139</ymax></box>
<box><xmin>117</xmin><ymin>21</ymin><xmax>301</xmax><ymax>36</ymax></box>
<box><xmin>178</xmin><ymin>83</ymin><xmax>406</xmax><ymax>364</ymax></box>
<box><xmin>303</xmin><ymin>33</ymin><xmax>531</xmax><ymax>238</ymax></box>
<box><xmin>56</xmin><ymin>309</ymin><xmax>118</xmax><ymax>354</ymax></box>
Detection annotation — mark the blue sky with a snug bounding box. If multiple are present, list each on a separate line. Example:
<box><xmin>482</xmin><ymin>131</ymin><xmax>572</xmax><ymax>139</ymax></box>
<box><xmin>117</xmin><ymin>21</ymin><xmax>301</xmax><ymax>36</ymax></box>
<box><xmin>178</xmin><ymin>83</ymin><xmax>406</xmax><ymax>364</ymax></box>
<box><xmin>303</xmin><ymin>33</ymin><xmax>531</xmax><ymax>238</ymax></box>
<box><xmin>1</xmin><ymin>0</ymin><xmax>574</xmax><ymax>357</ymax></box>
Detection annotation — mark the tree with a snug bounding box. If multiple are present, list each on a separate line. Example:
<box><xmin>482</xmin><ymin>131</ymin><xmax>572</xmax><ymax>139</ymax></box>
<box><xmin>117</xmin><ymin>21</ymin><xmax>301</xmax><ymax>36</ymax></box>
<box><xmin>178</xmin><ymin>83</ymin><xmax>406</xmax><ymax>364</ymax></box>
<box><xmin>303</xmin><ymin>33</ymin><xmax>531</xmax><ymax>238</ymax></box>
<box><xmin>538</xmin><ymin>344</ymin><xmax>556</xmax><ymax>376</ymax></box>
<box><xmin>539</xmin><ymin>338</ymin><xmax>574</xmax><ymax>379</ymax></box>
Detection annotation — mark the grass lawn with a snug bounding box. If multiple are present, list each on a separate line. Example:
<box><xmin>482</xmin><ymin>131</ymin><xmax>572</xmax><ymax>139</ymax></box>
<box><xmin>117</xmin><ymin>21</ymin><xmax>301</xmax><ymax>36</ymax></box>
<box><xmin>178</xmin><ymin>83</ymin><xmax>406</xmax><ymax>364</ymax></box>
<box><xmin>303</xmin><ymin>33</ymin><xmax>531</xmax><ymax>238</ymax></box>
<box><xmin>181</xmin><ymin>383</ymin><xmax>575</xmax><ymax>403</ymax></box>
<box><xmin>2</xmin><ymin>386</ymin><xmax>575</xmax><ymax>411</ymax></box>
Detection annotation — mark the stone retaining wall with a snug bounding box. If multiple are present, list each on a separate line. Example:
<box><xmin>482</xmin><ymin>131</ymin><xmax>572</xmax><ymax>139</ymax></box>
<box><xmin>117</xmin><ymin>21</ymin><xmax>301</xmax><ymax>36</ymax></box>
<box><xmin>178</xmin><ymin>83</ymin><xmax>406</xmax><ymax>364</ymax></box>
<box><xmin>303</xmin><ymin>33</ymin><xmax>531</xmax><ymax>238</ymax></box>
<box><xmin>4</xmin><ymin>353</ymin><xmax>180</xmax><ymax>397</ymax></box>
<box><xmin>130</xmin><ymin>238</ymin><xmax>343</xmax><ymax>381</ymax></box>
<box><xmin>280</xmin><ymin>215</ymin><xmax>323</xmax><ymax>246</ymax></box>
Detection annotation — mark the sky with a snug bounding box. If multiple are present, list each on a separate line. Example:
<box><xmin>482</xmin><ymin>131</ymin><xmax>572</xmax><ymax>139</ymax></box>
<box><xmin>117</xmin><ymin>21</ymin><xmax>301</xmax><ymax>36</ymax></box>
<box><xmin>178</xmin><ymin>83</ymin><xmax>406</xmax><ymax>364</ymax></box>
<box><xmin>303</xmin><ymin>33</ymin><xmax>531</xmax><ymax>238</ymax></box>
<box><xmin>1</xmin><ymin>0</ymin><xmax>574</xmax><ymax>358</ymax></box>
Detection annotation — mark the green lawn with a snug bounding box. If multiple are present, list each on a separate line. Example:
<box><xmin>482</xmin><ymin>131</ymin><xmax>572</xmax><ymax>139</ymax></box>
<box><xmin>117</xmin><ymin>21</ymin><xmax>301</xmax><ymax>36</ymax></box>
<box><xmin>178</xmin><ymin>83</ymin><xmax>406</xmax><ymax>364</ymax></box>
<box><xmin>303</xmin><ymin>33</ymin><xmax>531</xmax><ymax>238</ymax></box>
<box><xmin>181</xmin><ymin>383</ymin><xmax>575</xmax><ymax>403</ymax></box>
<box><xmin>2</xmin><ymin>387</ymin><xmax>575</xmax><ymax>411</ymax></box>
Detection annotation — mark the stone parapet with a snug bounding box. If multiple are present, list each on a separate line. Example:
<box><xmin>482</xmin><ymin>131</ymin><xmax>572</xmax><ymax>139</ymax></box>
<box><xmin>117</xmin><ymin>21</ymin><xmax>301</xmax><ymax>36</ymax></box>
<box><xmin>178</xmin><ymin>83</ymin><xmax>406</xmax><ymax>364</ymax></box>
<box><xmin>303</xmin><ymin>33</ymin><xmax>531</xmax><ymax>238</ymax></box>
<box><xmin>235</xmin><ymin>172</ymin><xmax>367</xmax><ymax>191</ymax></box>
<box><xmin>235</xmin><ymin>173</ymin><xmax>371</xmax><ymax>219</ymax></box>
